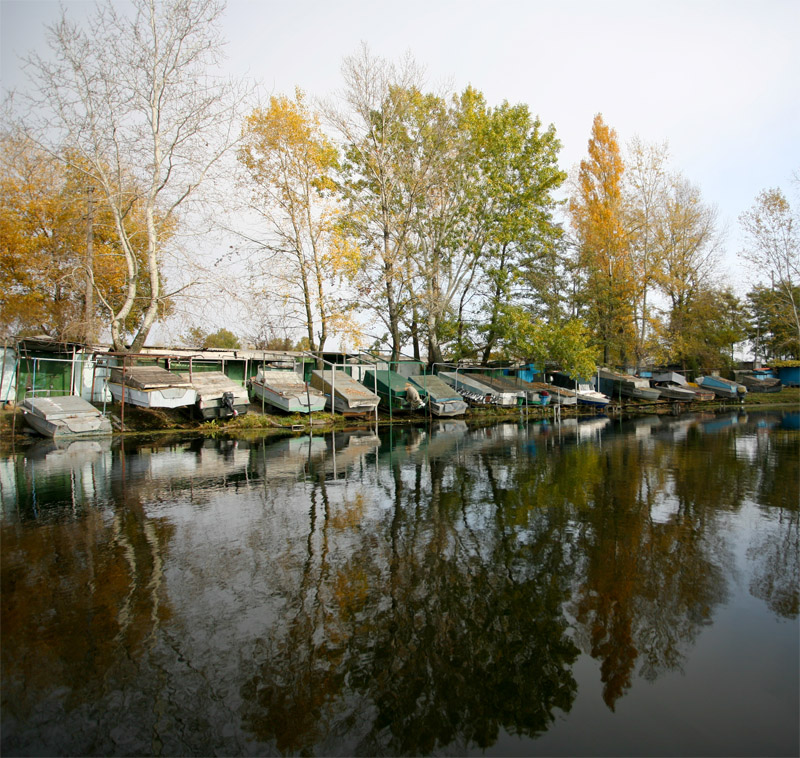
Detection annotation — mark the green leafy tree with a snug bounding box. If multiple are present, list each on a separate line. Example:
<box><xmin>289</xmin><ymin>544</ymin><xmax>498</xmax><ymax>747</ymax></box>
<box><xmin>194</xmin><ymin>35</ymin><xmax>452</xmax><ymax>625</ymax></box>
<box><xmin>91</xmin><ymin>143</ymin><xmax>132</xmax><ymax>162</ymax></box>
<box><xmin>746</xmin><ymin>284</ymin><xmax>800</xmax><ymax>360</ymax></box>
<box><xmin>183</xmin><ymin>326</ymin><xmax>241</xmax><ymax>350</ymax></box>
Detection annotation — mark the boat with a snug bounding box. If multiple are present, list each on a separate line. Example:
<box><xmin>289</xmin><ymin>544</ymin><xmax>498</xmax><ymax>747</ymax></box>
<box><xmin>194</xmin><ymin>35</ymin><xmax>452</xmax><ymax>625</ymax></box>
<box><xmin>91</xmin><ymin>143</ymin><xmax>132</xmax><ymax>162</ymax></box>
<box><xmin>180</xmin><ymin>371</ymin><xmax>250</xmax><ymax>419</ymax></box>
<box><xmin>21</xmin><ymin>394</ymin><xmax>113</xmax><ymax>438</ymax></box>
<box><xmin>651</xmin><ymin>371</ymin><xmax>712</xmax><ymax>402</ymax></box>
<box><xmin>548</xmin><ymin>372</ymin><xmax>611</xmax><ymax>409</ymax></box>
<box><xmin>597</xmin><ymin>368</ymin><xmax>662</xmax><ymax>401</ymax></box>
<box><xmin>736</xmin><ymin>370</ymin><xmax>782</xmax><ymax>393</ymax></box>
<box><xmin>475</xmin><ymin>373</ymin><xmax>558</xmax><ymax>406</ymax></box>
<box><xmin>248</xmin><ymin>369</ymin><xmax>327</xmax><ymax>413</ymax></box>
<box><xmin>438</xmin><ymin>371</ymin><xmax>518</xmax><ymax>407</ymax></box>
<box><xmin>107</xmin><ymin>365</ymin><xmax>197</xmax><ymax>409</ymax></box>
<box><xmin>695</xmin><ymin>375</ymin><xmax>747</xmax><ymax>400</ymax></box>
<box><xmin>310</xmin><ymin>369</ymin><xmax>380</xmax><ymax>416</ymax></box>
<box><xmin>408</xmin><ymin>374</ymin><xmax>468</xmax><ymax>417</ymax></box>
<box><xmin>362</xmin><ymin>369</ymin><xmax>427</xmax><ymax>412</ymax></box>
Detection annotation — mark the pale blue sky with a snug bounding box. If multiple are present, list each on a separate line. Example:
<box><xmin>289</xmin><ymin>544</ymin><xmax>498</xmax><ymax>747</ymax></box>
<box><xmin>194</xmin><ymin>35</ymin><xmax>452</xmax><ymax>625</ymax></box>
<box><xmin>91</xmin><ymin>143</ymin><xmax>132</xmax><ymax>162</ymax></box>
<box><xmin>3</xmin><ymin>0</ymin><xmax>799</xmax><ymax>293</ymax></box>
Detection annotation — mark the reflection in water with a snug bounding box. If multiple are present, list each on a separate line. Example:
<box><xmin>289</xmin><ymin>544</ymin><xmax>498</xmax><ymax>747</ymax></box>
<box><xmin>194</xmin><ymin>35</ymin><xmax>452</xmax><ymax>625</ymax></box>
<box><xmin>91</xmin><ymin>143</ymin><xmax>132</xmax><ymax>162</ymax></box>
<box><xmin>1</xmin><ymin>412</ymin><xmax>798</xmax><ymax>756</ymax></box>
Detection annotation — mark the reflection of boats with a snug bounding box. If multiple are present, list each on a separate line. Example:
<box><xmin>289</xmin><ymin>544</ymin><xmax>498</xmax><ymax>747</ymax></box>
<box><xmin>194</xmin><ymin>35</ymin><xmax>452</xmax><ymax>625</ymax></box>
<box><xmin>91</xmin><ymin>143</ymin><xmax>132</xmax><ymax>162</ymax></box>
<box><xmin>25</xmin><ymin>436</ymin><xmax>112</xmax><ymax>463</ymax></box>
<box><xmin>108</xmin><ymin>365</ymin><xmax>197</xmax><ymax>408</ymax></box>
<box><xmin>696</xmin><ymin>375</ymin><xmax>747</xmax><ymax>400</ymax></box>
<box><xmin>549</xmin><ymin>372</ymin><xmax>610</xmax><ymax>408</ymax></box>
<box><xmin>249</xmin><ymin>369</ymin><xmax>326</xmax><ymax>413</ymax></box>
<box><xmin>438</xmin><ymin>371</ymin><xmax>517</xmax><ymax>407</ymax></box>
<box><xmin>408</xmin><ymin>375</ymin><xmax>467</xmax><ymax>417</ymax></box>
<box><xmin>21</xmin><ymin>395</ymin><xmax>113</xmax><ymax>438</ymax></box>
<box><xmin>180</xmin><ymin>371</ymin><xmax>249</xmax><ymax>419</ymax></box>
<box><xmin>598</xmin><ymin>368</ymin><xmax>661</xmax><ymax>401</ymax></box>
<box><xmin>310</xmin><ymin>370</ymin><xmax>380</xmax><ymax>416</ymax></box>
<box><xmin>363</xmin><ymin>369</ymin><xmax>427</xmax><ymax>412</ymax></box>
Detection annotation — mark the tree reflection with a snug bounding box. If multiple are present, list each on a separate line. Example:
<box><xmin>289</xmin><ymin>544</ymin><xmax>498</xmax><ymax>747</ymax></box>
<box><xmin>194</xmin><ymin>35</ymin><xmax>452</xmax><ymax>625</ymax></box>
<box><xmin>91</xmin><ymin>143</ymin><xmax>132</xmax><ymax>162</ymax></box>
<box><xmin>240</xmin><ymin>433</ymin><xmax>580</xmax><ymax>754</ymax></box>
<box><xmin>1</xmin><ymin>445</ymin><xmax>174</xmax><ymax>735</ymax></box>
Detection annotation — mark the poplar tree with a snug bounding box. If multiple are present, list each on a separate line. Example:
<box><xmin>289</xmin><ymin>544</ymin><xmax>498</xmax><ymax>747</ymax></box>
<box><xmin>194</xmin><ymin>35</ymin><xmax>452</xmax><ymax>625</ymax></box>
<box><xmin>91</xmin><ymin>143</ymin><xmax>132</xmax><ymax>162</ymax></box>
<box><xmin>569</xmin><ymin>114</ymin><xmax>635</xmax><ymax>365</ymax></box>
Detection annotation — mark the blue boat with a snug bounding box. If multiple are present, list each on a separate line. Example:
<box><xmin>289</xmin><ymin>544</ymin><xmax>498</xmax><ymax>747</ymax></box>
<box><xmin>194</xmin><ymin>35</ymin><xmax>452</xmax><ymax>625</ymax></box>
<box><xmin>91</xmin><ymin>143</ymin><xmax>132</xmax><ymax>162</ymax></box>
<box><xmin>695</xmin><ymin>375</ymin><xmax>747</xmax><ymax>400</ymax></box>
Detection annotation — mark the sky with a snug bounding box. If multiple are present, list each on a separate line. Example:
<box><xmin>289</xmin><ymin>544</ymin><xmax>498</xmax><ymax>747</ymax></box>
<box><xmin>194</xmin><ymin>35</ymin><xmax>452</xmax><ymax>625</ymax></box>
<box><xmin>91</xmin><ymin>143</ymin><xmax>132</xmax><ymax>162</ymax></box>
<box><xmin>2</xmin><ymin>0</ymin><xmax>799</xmax><ymax>309</ymax></box>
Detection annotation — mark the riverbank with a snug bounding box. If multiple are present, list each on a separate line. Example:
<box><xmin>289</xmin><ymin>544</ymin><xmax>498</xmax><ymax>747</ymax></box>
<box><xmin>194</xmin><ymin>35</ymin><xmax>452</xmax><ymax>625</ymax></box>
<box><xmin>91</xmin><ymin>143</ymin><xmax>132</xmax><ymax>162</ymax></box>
<box><xmin>2</xmin><ymin>387</ymin><xmax>798</xmax><ymax>451</ymax></box>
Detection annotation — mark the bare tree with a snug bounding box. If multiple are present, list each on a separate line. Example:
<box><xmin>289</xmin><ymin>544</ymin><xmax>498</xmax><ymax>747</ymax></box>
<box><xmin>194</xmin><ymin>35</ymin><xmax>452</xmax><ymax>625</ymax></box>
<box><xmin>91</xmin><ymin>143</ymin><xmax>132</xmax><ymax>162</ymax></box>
<box><xmin>739</xmin><ymin>187</ymin><xmax>800</xmax><ymax>345</ymax></box>
<box><xmin>21</xmin><ymin>0</ymin><xmax>244</xmax><ymax>351</ymax></box>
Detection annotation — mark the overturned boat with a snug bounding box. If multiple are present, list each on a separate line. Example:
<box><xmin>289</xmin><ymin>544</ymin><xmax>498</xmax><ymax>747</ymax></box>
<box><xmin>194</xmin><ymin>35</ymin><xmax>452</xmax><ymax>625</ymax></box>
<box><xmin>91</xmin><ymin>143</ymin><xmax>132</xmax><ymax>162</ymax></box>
<box><xmin>598</xmin><ymin>368</ymin><xmax>661</xmax><ymax>401</ymax></box>
<box><xmin>695</xmin><ymin>375</ymin><xmax>747</xmax><ymax>400</ymax></box>
<box><xmin>21</xmin><ymin>395</ymin><xmax>112</xmax><ymax>438</ymax></box>
<box><xmin>310</xmin><ymin>369</ymin><xmax>380</xmax><ymax>416</ymax></box>
<box><xmin>108</xmin><ymin>365</ymin><xmax>197</xmax><ymax>409</ymax></box>
<box><xmin>438</xmin><ymin>371</ymin><xmax>518</xmax><ymax>407</ymax></box>
<box><xmin>408</xmin><ymin>374</ymin><xmax>468</xmax><ymax>417</ymax></box>
<box><xmin>249</xmin><ymin>369</ymin><xmax>327</xmax><ymax>414</ymax></box>
<box><xmin>181</xmin><ymin>371</ymin><xmax>249</xmax><ymax>419</ymax></box>
<box><xmin>651</xmin><ymin>371</ymin><xmax>709</xmax><ymax>402</ymax></box>
<box><xmin>362</xmin><ymin>369</ymin><xmax>427</xmax><ymax>412</ymax></box>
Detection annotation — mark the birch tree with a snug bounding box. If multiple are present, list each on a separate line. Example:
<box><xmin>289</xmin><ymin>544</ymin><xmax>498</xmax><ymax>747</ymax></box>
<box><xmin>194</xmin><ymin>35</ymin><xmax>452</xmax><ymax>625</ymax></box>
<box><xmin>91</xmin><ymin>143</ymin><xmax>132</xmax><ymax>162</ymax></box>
<box><xmin>21</xmin><ymin>0</ymin><xmax>243</xmax><ymax>352</ymax></box>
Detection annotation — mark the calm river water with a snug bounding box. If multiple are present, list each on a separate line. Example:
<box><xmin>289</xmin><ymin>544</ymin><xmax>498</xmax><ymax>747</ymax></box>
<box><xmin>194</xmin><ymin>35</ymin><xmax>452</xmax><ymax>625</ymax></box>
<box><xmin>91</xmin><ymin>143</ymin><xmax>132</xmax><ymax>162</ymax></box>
<box><xmin>1</xmin><ymin>410</ymin><xmax>798</xmax><ymax>757</ymax></box>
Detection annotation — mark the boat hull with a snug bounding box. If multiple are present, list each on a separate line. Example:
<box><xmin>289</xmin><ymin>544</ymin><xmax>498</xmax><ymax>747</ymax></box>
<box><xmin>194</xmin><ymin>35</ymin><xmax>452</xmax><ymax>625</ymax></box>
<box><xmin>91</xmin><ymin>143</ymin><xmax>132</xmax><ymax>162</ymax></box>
<box><xmin>310</xmin><ymin>370</ymin><xmax>380</xmax><ymax>416</ymax></box>
<box><xmin>250</xmin><ymin>377</ymin><xmax>326</xmax><ymax>414</ymax></box>
<box><xmin>108</xmin><ymin>382</ymin><xmax>197</xmax><ymax>409</ymax></box>
<box><xmin>22</xmin><ymin>396</ymin><xmax>112</xmax><ymax>438</ymax></box>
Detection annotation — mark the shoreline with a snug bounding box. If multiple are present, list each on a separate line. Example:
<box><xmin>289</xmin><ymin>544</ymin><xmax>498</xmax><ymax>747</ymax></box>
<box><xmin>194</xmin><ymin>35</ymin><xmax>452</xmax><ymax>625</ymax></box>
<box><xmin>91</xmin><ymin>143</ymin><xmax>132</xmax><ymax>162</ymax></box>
<box><xmin>2</xmin><ymin>388</ymin><xmax>798</xmax><ymax>452</ymax></box>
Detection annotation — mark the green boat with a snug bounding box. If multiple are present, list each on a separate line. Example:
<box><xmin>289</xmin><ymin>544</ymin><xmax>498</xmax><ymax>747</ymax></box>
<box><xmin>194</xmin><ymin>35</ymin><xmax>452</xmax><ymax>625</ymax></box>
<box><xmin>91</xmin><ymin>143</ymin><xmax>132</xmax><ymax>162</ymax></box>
<box><xmin>408</xmin><ymin>374</ymin><xmax>467</xmax><ymax>417</ymax></box>
<box><xmin>362</xmin><ymin>369</ymin><xmax>427</xmax><ymax>412</ymax></box>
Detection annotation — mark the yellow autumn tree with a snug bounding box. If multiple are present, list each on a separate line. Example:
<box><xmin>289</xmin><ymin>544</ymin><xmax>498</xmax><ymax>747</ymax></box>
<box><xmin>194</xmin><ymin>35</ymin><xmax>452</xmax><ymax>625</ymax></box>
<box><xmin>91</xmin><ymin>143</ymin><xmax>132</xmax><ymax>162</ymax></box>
<box><xmin>0</xmin><ymin>132</ymin><xmax>171</xmax><ymax>342</ymax></box>
<box><xmin>238</xmin><ymin>90</ymin><xmax>360</xmax><ymax>355</ymax></box>
<box><xmin>569</xmin><ymin>114</ymin><xmax>636</xmax><ymax>365</ymax></box>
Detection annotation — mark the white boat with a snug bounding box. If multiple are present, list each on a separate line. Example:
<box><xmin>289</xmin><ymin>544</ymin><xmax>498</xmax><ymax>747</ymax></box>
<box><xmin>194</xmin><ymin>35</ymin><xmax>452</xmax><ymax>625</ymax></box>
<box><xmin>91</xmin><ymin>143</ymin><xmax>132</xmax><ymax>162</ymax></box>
<box><xmin>650</xmin><ymin>371</ymin><xmax>704</xmax><ymax>401</ymax></box>
<box><xmin>408</xmin><ymin>375</ymin><xmax>468</xmax><ymax>417</ymax></box>
<box><xmin>180</xmin><ymin>371</ymin><xmax>250</xmax><ymax>419</ymax></box>
<box><xmin>310</xmin><ymin>369</ymin><xmax>380</xmax><ymax>416</ymax></box>
<box><xmin>548</xmin><ymin>372</ymin><xmax>610</xmax><ymax>409</ymax></box>
<box><xmin>438</xmin><ymin>371</ymin><xmax>518</xmax><ymax>407</ymax></box>
<box><xmin>21</xmin><ymin>395</ymin><xmax>112</xmax><ymax>438</ymax></box>
<box><xmin>108</xmin><ymin>365</ymin><xmax>197</xmax><ymax>409</ymax></box>
<box><xmin>249</xmin><ymin>369</ymin><xmax>327</xmax><ymax>413</ymax></box>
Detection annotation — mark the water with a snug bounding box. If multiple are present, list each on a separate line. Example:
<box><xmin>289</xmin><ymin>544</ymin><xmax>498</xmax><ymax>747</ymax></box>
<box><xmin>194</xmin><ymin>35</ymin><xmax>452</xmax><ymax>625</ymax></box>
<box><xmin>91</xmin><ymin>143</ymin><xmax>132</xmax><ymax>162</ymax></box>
<box><xmin>1</xmin><ymin>411</ymin><xmax>798</xmax><ymax>757</ymax></box>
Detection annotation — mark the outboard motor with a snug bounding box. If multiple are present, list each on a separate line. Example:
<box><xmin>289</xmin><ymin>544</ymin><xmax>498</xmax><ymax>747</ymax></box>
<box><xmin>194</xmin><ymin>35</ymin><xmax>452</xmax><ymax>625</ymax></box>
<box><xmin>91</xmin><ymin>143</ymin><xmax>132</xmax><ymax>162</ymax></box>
<box><xmin>222</xmin><ymin>391</ymin><xmax>238</xmax><ymax>417</ymax></box>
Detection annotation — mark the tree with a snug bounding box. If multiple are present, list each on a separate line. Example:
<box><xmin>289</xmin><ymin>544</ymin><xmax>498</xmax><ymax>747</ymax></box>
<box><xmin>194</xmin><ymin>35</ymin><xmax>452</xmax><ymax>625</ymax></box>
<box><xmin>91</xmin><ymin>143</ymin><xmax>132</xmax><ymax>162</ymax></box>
<box><xmin>330</xmin><ymin>45</ymin><xmax>427</xmax><ymax>364</ymax></box>
<box><xmin>569</xmin><ymin>114</ymin><xmax>635</xmax><ymax>366</ymax></box>
<box><xmin>470</xmin><ymin>95</ymin><xmax>566</xmax><ymax>365</ymax></box>
<box><xmin>624</xmin><ymin>137</ymin><xmax>669</xmax><ymax>365</ymax></box>
<box><xmin>182</xmin><ymin>325</ymin><xmax>241</xmax><ymax>349</ymax></box>
<box><xmin>21</xmin><ymin>0</ymin><xmax>243</xmax><ymax>352</ymax></box>
<box><xmin>654</xmin><ymin>175</ymin><xmax>723</xmax><ymax>369</ymax></box>
<box><xmin>739</xmin><ymin>187</ymin><xmax>800</xmax><ymax>349</ymax></box>
<box><xmin>239</xmin><ymin>90</ymin><xmax>358</xmax><ymax>357</ymax></box>
<box><xmin>746</xmin><ymin>284</ymin><xmax>800</xmax><ymax>360</ymax></box>
<box><xmin>0</xmin><ymin>130</ymin><xmax>170</xmax><ymax>341</ymax></box>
